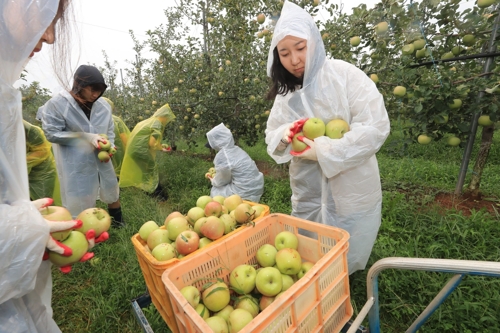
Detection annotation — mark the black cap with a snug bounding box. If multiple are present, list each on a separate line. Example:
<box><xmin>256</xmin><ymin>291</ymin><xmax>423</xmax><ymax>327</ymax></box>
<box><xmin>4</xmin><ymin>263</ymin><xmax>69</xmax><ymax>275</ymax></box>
<box><xmin>205</xmin><ymin>142</ymin><xmax>212</xmax><ymax>149</ymax></box>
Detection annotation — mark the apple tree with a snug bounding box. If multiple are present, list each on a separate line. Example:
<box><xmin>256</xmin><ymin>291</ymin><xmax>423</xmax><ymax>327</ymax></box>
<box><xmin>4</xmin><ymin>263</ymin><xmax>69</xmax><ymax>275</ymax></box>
<box><xmin>19</xmin><ymin>81</ymin><xmax>51</xmax><ymax>124</ymax></box>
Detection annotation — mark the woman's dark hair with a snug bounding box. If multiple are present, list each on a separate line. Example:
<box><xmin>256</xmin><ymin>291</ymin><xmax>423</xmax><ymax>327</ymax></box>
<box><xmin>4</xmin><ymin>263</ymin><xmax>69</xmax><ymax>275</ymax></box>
<box><xmin>266</xmin><ymin>47</ymin><xmax>303</xmax><ymax>100</ymax></box>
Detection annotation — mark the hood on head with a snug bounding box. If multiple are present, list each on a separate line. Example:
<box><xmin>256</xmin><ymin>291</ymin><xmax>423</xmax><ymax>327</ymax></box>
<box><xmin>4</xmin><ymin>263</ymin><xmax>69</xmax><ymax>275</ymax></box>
<box><xmin>206</xmin><ymin>123</ymin><xmax>234</xmax><ymax>151</ymax></box>
<box><xmin>71</xmin><ymin>65</ymin><xmax>108</xmax><ymax>97</ymax></box>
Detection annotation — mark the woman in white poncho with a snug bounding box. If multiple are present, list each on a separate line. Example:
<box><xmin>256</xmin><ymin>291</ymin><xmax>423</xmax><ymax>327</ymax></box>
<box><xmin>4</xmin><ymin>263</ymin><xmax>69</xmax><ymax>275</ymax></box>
<box><xmin>265</xmin><ymin>1</ymin><xmax>390</xmax><ymax>274</ymax></box>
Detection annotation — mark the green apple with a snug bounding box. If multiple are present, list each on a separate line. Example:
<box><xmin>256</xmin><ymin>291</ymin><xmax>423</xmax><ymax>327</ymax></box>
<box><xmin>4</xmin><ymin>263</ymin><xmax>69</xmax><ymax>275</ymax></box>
<box><xmin>478</xmin><ymin>115</ymin><xmax>494</xmax><ymax>126</ymax></box>
<box><xmin>164</xmin><ymin>211</ymin><xmax>184</xmax><ymax>227</ymax></box>
<box><xmin>253</xmin><ymin>205</ymin><xmax>265</xmax><ymax>218</ymax></box>
<box><xmin>98</xmin><ymin>139</ymin><xmax>111</xmax><ymax>151</ymax></box>
<box><xmin>349</xmin><ymin>36</ymin><xmax>361</xmax><ymax>47</ymax></box>
<box><xmin>393</xmin><ymin>86</ymin><xmax>407</xmax><ymax>97</ymax></box>
<box><xmin>223</xmin><ymin>194</ymin><xmax>243</xmax><ymax>212</ymax></box>
<box><xmin>312</xmin><ymin>0</ymin><xmax>320</xmax><ymax>6</ymax></box>
<box><xmin>233</xmin><ymin>203</ymin><xmax>255</xmax><ymax>224</ymax></box>
<box><xmin>257</xmin><ymin>13</ymin><xmax>266</xmax><ymax>24</ymax></box>
<box><xmin>195</xmin><ymin>303</ymin><xmax>210</xmax><ymax>320</ymax></box>
<box><xmin>180</xmin><ymin>285</ymin><xmax>200</xmax><ymax>308</ymax></box>
<box><xmin>186</xmin><ymin>206</ymin><xmax>205</xmax><ymax>225</ymax></box>
<box><xmin>202</xmin><ymin>281</ymin><xmax>231</xmax><ymax>312</ymax></box>
<box><xmin>139</xmin><ymin>220</ymin><xmax>159</xmax><ymax>241</ymax></box>
<box><xmin>291</xmin><ymin>132</ymin><xmax>308</xmax><ymax>153</ymax></box>
<box><xmin>255</xmin><ymin>267</ymin><xmax>283</xmax><ymax>296</ymax></box>
<box><xmin>48</xmin><ymin>230</ymin><xmax>89</xmax><ymax>267</ymax></box>
<box><xmin>275</xmin><ymin>248</ymin><xmax>302</xmax><ymax>275</ymax></box>
<box><xmin>463</xmin><ymin>34</ymin><xmax>476</xmax><ymax>46</ymax></box>
<box><xmin>76</xmin><ymin>207</ymin><xmax>111</xmax><ymax>237</ymax></box>
<box><xmin>109</xmin><ymin>146</ymin><xmax>117</xmax><ymax>155</ymax></box>
<box><xmin>40</xmin><ymin>205</ymin><xmax>73</xmax><ymax>241</ymax></box>
<box><xmin>219</xmin><ymin>213</ymin><xmax>236</xmax><ymax>234</ymax></box>
<box><xmin>452</xmin><ymin>46</ymin><xmax>464</xmax><ymax>56</ymax></box>
<box><xmin>198</xmin><ymin>236</ymin><xmax>213</xmax><ymax>248</ymax></box>
<box><xmin>97</xmin><ymin>151</ymin><xmax>110</xmax><ymax>163</ymax></box>
<box><xmin>229</xmin><ymin>264</ymin><xmax>257</xmax><ymax>294</ymax></box>
<box><xmin>441</xmin><ymin>52</ymin><xmax>454</xmax><ymax>60</ymax></box>
<box><xmin>234</xmin><ymin>295</ymin><xmax>259</xmax><ymax>318</ymax></box>
<box><xmin>196</xmin><ymin>195</ymin><xmax>213</xmax><ymax>209</ymax></box>
<box><xmin>151</xmin><ymin>243</ymin><xmax>176</xmax><ymax>261</ymax></box>
<box><xmin>417</xmin><ymin>134</ymin><xmax>432</xmax><ymax>145</ymax></box>
<box><xmin>281</xmin><ymin>274</ymin><xmax>295</xmax><ymax>291</ymax></box>
<box><xmin>447</xmin><ymin>136</ymin><xmax>461</xmax><ymax>147</ymax></box>
<box><xmin>375</xmin><ymin>21</ymin><xmax>388</xmax><ymax>34</ymax></box>
<box><xmin>166</xmin><ymin>216</ymin><xmax>190</xmax><ymax>241</ymax></box>
<box><xmin>415</xmin><ymin>48</ymin><xmax>427</xmax><ymax>59</ymax></box>
<box><xmin>214</xmin><ymin>305</ymin><xmax>234</xmax><ymax>322</ymax></box>
<box><xmin>275</xmin><ymin>231</ymin><xmax>298</xmax><ymax>250</ymax></box>
<box><xmin>259</xmin><ymin>295</ymin><xmax>275</xmax><ymax>311</ymax></box>
<box><xmin>297</xmin><ymin>261</ymin><xmax>315</xmax><ymax>279</ymax></box>
<box><xmin>413</xmin><ymin>39</ymin><xmax>426</xmax><ymax>50</ymax></box>
<box><xmin>256</xmin><ymin>244</ymin><xmax>278</xmax><ymax>267</ymax></box>
<box><xmin>227</xmin><ymin>309</ymin><xmax>253</xmax><ymax>333</ymax></box>
<box><xmin>147</xmin><ymin>228</ymin><xmax>171</xmax><ymax>251</ymax></box>
<box><xmin>325</xmin><ymin>119</ymin><xmax>350</xmax><ymax>139</ymax></box>
<box><xmin>478</xmin><ymin>0</ymin><xmax>495</xmax><ymax>8</ymax></box>
<box><xmin>205</xmin><ymin>316</ymin><xmax>229</xmax><ymax>333</ymax></box>
<box><xmin>369</xmin><ymin>74</ymin><xmax>379</xmax><ymax>84</ymax></box>
<box><xmin>302</xmin><ymin>117</ymin><xmax>326</xmax><ymax>139</ymax></box>
<box><xmin>448</xmin><ymin>99</ymin><xmax>462</xmax><ymax>109</ymax></box>
<box><xmin>402</xmin><ymin>44</ymin><xmax>415</xmax><ymax>55</ymax></box>
<box><xmin>194</xmin><ymin>217</ymin><xmax>208</xmax><ymax>236</ymax></box>
<box><xmin>212</xmin><ymin>195</ymin><xmax>225</xmax><ymax>205</ymax></box>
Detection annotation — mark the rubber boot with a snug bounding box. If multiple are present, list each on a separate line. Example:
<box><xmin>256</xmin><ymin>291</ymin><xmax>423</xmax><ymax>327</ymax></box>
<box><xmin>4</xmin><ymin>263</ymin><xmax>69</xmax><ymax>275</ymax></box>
<box><xmin>109</xmin><ymin>207</ymin><xmax>125</xmax><ymax>228</ymax></box>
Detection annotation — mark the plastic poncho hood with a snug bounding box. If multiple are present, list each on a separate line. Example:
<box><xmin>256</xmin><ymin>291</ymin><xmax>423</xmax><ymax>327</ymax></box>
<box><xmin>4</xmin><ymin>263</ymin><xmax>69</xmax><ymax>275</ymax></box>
<box><xmin>206</xmin><ymin>123</ymin><xmax>234</xmax><ymax>150</ymax></box>
<box><xmin>1</xmin><ymin>1</ymin><xmax>63</xmax><ymax>332</ymax></box>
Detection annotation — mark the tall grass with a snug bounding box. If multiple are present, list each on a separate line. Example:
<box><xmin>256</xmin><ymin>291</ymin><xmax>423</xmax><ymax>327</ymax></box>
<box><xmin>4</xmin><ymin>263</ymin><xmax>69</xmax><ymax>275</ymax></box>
<box><xmin>51</xmin><ymin>129</ymin><xmax>500</xmax><ymax>332</ymax></box>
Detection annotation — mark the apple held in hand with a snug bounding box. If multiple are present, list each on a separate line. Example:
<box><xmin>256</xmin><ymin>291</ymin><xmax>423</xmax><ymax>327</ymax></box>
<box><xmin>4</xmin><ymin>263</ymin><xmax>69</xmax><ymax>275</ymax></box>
<box><xmin>256</xmin><ymin>243</ymin><xmax>278</xmax><ymax>267</ymax></box>
<box><xmin>40</xmin><ymin>205</ymin><xmax>73</xmax><ymax>241</ymax></box>
<box><xmin>76</xmin><ymin>207</ymin><xmax>111</xmax><ymax>237</ymax></box>
<box><xmin>291</xmin><ymin>132</ymin><xmax>308</xmax><ymax>153</ymax></box>
<box><xmin>302</xmin><ymin>117</ymin><xmax>326</xmax><ymax>140</ymax></box>
<box><xmin>202</xmin><ymin>281</ymin><xmax>231</xmax><ymax>312</ymax></box>
<box><xmin>275</xmin><ymin>231</ymin><xmax>299</xmax><ymax>250</ymax></box>
<box><xmin>176</xmin><ymin>230</ymin><xmax>200</xmax><ymax>255</ymax></box>
<box><xmin>275</xmin><ymin>248</ymin><xmax>302</xmax><ymax>275</ymax></box>
<box><xmin>97</xmin><ymin>151</ymin><xmax>110</xmax><ymax>163</ymax></box>
<box><xmin>49</xmin><ymin>230</ymin><xmax>89</xmax><ymax>267</ymax></box>
<box><xmin>256</xmin><ymin>267</ymin><xmax>283</xmax><ymax>296</ymax></box>
<box><xmin>180</xmin><ymin>285</ymin><xmax>200</xmax><ymax>308</ymax></box>
<box><xmin>229</xmin><ymin>264</ymin><xmax>257</xmax><ymax>294</ymax></box>
<box><xmin>98</xmin><ymin>139</ymin><xmax>111</xmax><ymax>151</ymax></box>
<box><xmin>325</xmin><ymin>119</ymin><xmax>350</xmax><ymax>139</ymax></box>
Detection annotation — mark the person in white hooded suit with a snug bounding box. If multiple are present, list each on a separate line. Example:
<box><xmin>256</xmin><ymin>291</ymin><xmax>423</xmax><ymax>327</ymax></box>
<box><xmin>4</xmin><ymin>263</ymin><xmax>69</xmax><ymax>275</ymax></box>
<box><xmin>265</xmin><ymin>1</ymin><xmax>390</xmax><ymax>274</ymax></box>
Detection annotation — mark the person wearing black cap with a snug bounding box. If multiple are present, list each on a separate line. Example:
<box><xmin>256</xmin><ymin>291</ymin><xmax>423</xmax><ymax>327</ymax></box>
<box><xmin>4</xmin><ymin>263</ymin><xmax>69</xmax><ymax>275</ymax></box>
<box><xmin>40</xmin><ymin>65</ymin><xmax>124</xmax><ymax>227</ymax></box>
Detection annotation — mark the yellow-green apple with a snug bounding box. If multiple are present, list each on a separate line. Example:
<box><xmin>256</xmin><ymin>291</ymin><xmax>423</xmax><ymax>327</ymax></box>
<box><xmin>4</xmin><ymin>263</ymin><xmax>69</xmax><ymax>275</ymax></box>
<box><xmin>259</xmin><ymin>295</ymin><xmax>275</xmax><ymax>311</ymax></box>
<box><xmin>415</xmin><ymin>48</ymin><xmax>426</xmax><ymax>59</ymax></box>
<box><xmin>297</xmin><ymin>261</ymin><xmax>315</xmax><ymax>279</ymax></box>
<box><xmin>196</xmin><ymin>195</ymin><xmax>213</xmax><ymax>209</ymax></box>
<box><xmin>76</xmin><ymin>207</ymin><xmax>111</xmax><ymax>237</ymax></box>
<box><xmin>275</xmin><ymin>231</ymin><xmax>299</xmax><ymax>250</ymax></box>
<box><xmin>109</xmin><ymin>146</ymin><xmax>117</xmax><ymax>155</ymax></box>
<box><xmin>151</xmin><ymin>243</ymin><xmax>176</xmax><ymax>261</ymax></box>
<box><xmin>164</xmin><ymin>211</ymin><xmax>184</xmax><ymax>227</ymax></box>
<box><xmin>448</xmin><ymin>99</ymin><xmax>462</xmax><ymax>109</ymax></box>
<box><xmin>97</xmin><ymin>151</ymin><xmax>110</xmax><ymax>163</ymax></box>
<box><xmin>291</xmin><ymin>132</ymin><xmax>308</xmax><ymax>153</ymax></box>
<box><xmin>478</xmin><ymin>115</ymin><xmax>494</xmax><ymax>126</ymax></box>
<box><xmin>275</xmin><ymin>248</ymin><xmax>302</xmax><ymax>275</ymax></box>
<box><xmin>452</xmin><ymin>46</ymin><xmax>464</xmax><ymax>56</ymax></box>
<box><xmin>198</xmin><ymin>237</ymin><xmax>213</xmax><ymax>248</ymax></box>
<box><xmin>187</xmin><ymin>207</ymin><xmax>205</xmax><ymax>225</ymax></box>
<box><xmin>253</xmin><ymin>205</ymin><xmax>265</xmax><ymax>218</ymax></box>
<box><xmin>256</xmin><ymin>244</ymin><xmax>278</xmax><ymax>267</ymax></box>
<box><xmin>147</xmin><ymin>228</ymin><xmax>171</xmax><ymax>251</ymax></box>
<box><xmin>180</xmin><ymin>285</ymin><xmax>200</xmax><ymax>308</ymax></box>
<box><xmin>212</xmin><ymin>195</ymin><xmax>225</xmax><ymax>205</ymax></box>
<box><xmin>195</xmin><ymin>303</ymin><xmax>210</xmax><ymax>320</ymax></box>
<box><xmin>281</xmin><ymin>274</ymin><xmax>295</xmax><ymax>291</ymax></box>
<box><xmin>417</xmin><ymin>134</ymin><xmax>432</xmax><ymax>145</ymax></box>
<box><xmin>166</xmin><ymin>216</ymin><xmax>190</xmax><ymax>241</ymax></box>
<box><xmin>223</xmin><ymin>194</ymin><xmax>243</xmax><ymax>212</ymax></box>
<box><xmin>234</xmin><ymin>295</ymin><xmax>259</xmax><ymax>318</ymax></box>
<box><xmin>257</xmin><ymin>13</ymin><xmax>266</xmax><ymax>24</ymax></box>
<box><xmin>255</xmin><ymin>267</ymin><xmax>283</xmax><ymax>296</ymax></box>
<box><xmin>49</xmin><ymin>231</ymin><xmax>89</xmax><ymax>267</ymax></box>
<box><xmin>204</xmin><ymin>201</ymin><xmax>223</xmax><ymax>217</ymax></box>
<box><xmin>375</xmin><ymin>21</ymin><xmax>388</xmax><ymax>34</ymax></box>
<box><xmin>200</xmin><ymin>216</ymin><xmax>225</xmax><ymax>240</ymax></box>
<box><xmin>176</xmin><ymin>230</ymin><xmax>200</xmax><ymax>255</ymax></box>
<box><xmin>370</xmin><ymin>74</ymin><xmax>379</xmax><ymax>84</ymax></box>
<box><xmin>325</xmin><ymin>119</ymin><xmax>350</xmax><ymax>139</ymax></box>
<box><xmin>139</xmin><ymin>220</ymin><xmax>159</xmax><ymax>241</ymax></box>
<box><xmin>413</xmin><ymin>39</ymin><xmax>426</xmax><ymax>50</ymax></box>
<box><xmin>228</xmin><ymin>309</ymin><xmax>253</xmax><ymax>333</ymax></box>
<box><xmin>233</xmin><ymin>203</ymin><xmax>255</xmax><ymax>224</ymax></box>
<box><xmin>447</xmin><ymin>136</ymin><xmax>461</xmax><ymax>147</ymax></box>
<box><xmin>194</xmin><ymin>217</ymin><xmax>208</xmax><ymax>236</ymax></box>
<box><xmin>402</xmin><ymin>44</ymin><xmax>415</xmax><ymax>55</ymax></box>
<box><xmin>205</xmin><ymin>316</ymin><xmax>228</xmax><ymax>333</ymax></box>
<box><xmin>202</xmin><ymin>281</ymin><xmax>231</xmax><ymax>312</ymax></box>
<box><xmin>98</xmin><ymin>140</ymin><xmax>111</xmax><ymax>151</ymax></box>
<box><xmin>302</xmin><ymin>117</ymin><xmax>326</xmax><ymax>139</ymax></box>
<box><xmin>350</xmin><ymin>36</ymin><xmax>361</xmax><ymax>47</ymax></box>
<box><xmin>230</xmin><ymin>264</ymin><xmax>257</xmax><ymax>294</ymax></box>
<box><xmin>478</xmin><ymin>0</ymin><xmax>495</xmax><ymax>8</ymax></box>
<box><xmin>441</xmin><ymin>52</ymin><xmax>454</xmax><ymax>60</ymax></box>
<box><xmin>393</xmin><ymin>86</ymin><xmax>407</xmax><ymax>97</ymax></box>
<box><xmin>312</xmin><ymin>0</ymin><xmax>320</xmax><ymax>6</ymax></box>
<box><xmin>214</xmin><ymin>305</ymin><xmax>234</xmax><ymax>322</ymax></box>
<box><xmin>220</xmin><ymin>213</ymin><xmax>236</xmax><ymax>234</ymax></box>
<box><xmin>40</xmin><ymin>205</ymin><xmax>73</xmax><ymax>241</ymax></box>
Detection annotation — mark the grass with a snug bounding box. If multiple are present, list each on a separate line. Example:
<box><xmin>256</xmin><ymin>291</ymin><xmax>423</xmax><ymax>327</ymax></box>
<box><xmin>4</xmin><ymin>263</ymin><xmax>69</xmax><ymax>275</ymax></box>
<box><xmin>51</xmin><ymin>128</ymin><xmax>500</xmax><ymax>332</ymax></box>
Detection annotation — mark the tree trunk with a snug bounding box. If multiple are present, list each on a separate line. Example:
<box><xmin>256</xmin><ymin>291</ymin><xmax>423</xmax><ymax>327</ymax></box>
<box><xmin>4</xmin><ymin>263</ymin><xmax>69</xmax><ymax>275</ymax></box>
<box><xmin>467</xmin><ymin>125</ymin><xmax>495</xmax><ymax>196</ymax></box>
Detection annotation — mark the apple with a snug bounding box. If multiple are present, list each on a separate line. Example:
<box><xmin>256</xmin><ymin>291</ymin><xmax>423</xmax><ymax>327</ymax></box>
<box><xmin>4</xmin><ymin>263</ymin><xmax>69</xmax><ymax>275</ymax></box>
<box><xmin>48</xmin><ymin>230</ymin><xmax>89</xmax><ymax>267</ymax></box>
<box><xmin>223</xmin><ymin>194</ymin><xmax>243</xmax><ymax>212</ymax></box>
<box><xmin>256</xmin><ymin>244</ymin><xmax>278</xmax><ymax>267</ymax></box>
<box><xmin>187</xmin><ymin>207</ymin><xmax>206</xmax><ymax>225</ymax></box>
<box><xmin>109</xmin><ymin>146</ymin><xmax>117</xmax><ymax>155</ymax></box>
<box><xmin>350</xmin><ymin>36</ymin><xmax>361</xmax><ymax>47</ymax></box>
<box><xmin>98</xmin><ymin>140</ymin><xmax>111</xmax><ymax>151</ymax></box>
<box><xmin>176</xmin><ymin>230</ymin><xmax>200</xmax><ymax>255</ymax></box>
<box><xmin>393</xmin><ymin>86</ymin><xmax>407</xmax><ymax>97</ymax></box>
<box><xmin>302</xmin><ymin>118</ymin><xmax>326</xmax><ymax>140</ymax></box>
<box><xmin>257</xmin><ymin>13</ymin><xmax>266</xmax><ymax>24</ymax></box>
<box><xmin>478</xmin><ymin>0</ymin><xmax>495</xmax><ymax>8</ymax></box>
<box><xmin>312</xmin><ymin>0</ymin><xmax>320</xmax><ymax>6</ymax></box>
<box><xmin>281</xmin><ymin>273</ymin><xmax>295</xmax><ymax>292</ymax></box>
<box><xmin>452</xmin><ymin>45</ymin><xmax>464</xmax><ymax>56</ymax></box>
<box><xmin>447</xmin><ymin>136</ymin><xmax>461</xmax><ymax>147</ymax></box>
<box><xmin>413</xmin><ymin>39</ymin><xmax>426</xmax><ymax>50</ymax></box>
<box><xmin>478</xmin><ymin>115</ymin><xmax>494</xmax><ymax>126</ymax></box>
<box><xmin>227</xmin><ymin>308</ymin><xmax>253</xmax><ymax>333</ymax></box>
<box><xmin>166</xmin><ymin>216</ymin><xmax>190</xmax><ymax>241</ymax></box>
<box><xmin>402</xmin><ymin>44</ymin><xmax>415</xmax><ymax>55</ymax></box>
<box><xmin>291</xmin><ymin>132</ymin><xmax>308</xmax><ymax>153</ymax></box>
<box><xmin>151</xmin><ymin>243</ymin><xmax>177</xmax><ymax>261</ymax></box>
<box><xmin>76</xmin><ymin>207</ymin><xmax>111</xmax><ymax>237</ymax></box>
<box><xmin>229</xmin><ymin>264</ymin><xmax>257</xmax><ymax>294</ymax></box>
<box><xmin>200</xmin><ymin>216</ymin><xmax>225</xmax><ymax>240</ymax></box>
<box><xmin>204</xmin><ymin>201</ymin><xmax>223</xmax><ymax>217</ymax></box>
<box><xmin>448</xmin><ymin>99</ymin><xmax>462</xmax><ymax>109</ymax></box>
<box><xmin>233</xmin><ymin>203</ymin><xmax>255</xmax><ymax>224</ymax></box>
<box><xmin>211</xmin><ymin>196</ymin><xmax>225</xmax><ymax>206</ymax></box>
<box><xmin>198</xmin><ymin>237</ymin><xmax>213</xmax><ymax>248</ymax></box>
<box><xmin>255</xmin><ymin>267</ymin><xmax>283</xmax><ymax>296</ymax></box>
<box><xmin>441</xmin><ymin>52</ymin><xmax>454</xmax><ymax>60</ymax></box>
<box><xmin>369</xmin><ymin>74</ymin><xmax>379</xmax><ymax>84</ymax></box>
<box><xmin>275</xmin><ymin>231</ymin><xmax>298</xmax><ymax>250</ymax></box>
<box><xmin>147</xmin><ymin>228</ymin><xmax>171</xmax><ymax>250</ymax></box>
<box><xmin>139</xmin><ymin>220</ymin><xmax>159</xmax><ymax>241</ymax></box>
<box><xmin>202</xmin><ymin>281</ymin><xmax>231</xmax><ymax>312</ymax></box>
<box><xmin>214</xmin><ymin>304</ymin><xmax>234</xmax><ymax>322</ymax></box>
<box><xmin>463</xmin><ymin>34</ymin><xmax>476</xmax><ymax>46</ymax></box>
<box><xmin>417</xmin><ymin>134</ymin><xmax>432</xmax><ymax>145</ymax></box>
<box><xmin>325</xmin><ymin>119</ymin><xmax>350</xmax><ymax>139</ymax></box>
<box><xmin>259</xmin><ymin>296</ymin><xmax>275</xmax><ymax>311</ymax></box>
<box><xmin>253</xmin><ymin>205</ymin><xmax>265</xmax><ymax>218</ymax></box>
<box><xmin>220</xmin><ymin>213</ymin><xmax>236</xmax><ymax>234</ymax></box>
<box><xmin>415</xmin><ymin>48</ymin><xmax>427</xmax><ymax>59</ymax></box>
<box><xmin>196</xmin><ymin>195</ymin><xmax>213</xmax><ymax>209</ymax></box>
<box><xmin>234</xmin><ymin>295</ymin><xmax>259</xmax><ymax>318</ymax></box>
<box><xmin>275</xmin><ymin>248</ymin><xmax>302</xmax><ymax>275</ymax></box>
<box><xmin>194</xmin><ymin>217</ymin><xmax>208</xmax><ymax>236</ymax></box>
<box><xmin>196</xmin><ymin>303</ymin><xmax>210</xmax><ymax>320</ymax></box>
<box><xmin>297</xmin><ymin>261</ymin><xmax>315</xmax><ymax>279</ymax></box>
<box><xmin>180</xmin><ymin>285</ymin><xmax>200</xmax><ymax>308</ymax></box>
<box><xmin>205</xmin><ymin>316</ymin><xmax>229</xmax><ymax>333</ymax></box>
<box><xmin>40</xmin><ymin>206</ymin><xmax>73</xmax><ymax>241</ymax></box>
<box><xmin>164</xmin><ymin>211</ymin><xmax>184</xmax><ymax>227</ymax></box>
<box><xmin>375</xmin><ymin>21</ymin><xmax>388</xmax><ymax>34</ymax></box>
<box><xmin>97</xmin><ymin>151</ymin><xmax>110</xmax><ymax>163</ymax></box>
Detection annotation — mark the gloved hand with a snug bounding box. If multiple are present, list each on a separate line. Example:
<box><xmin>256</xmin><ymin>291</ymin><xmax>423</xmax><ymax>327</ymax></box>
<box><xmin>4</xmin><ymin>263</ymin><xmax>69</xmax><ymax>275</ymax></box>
<box><xmin>83</xmin><ymin>133</ymin><xmax>107</xmax><ymax>149</ymax></box>
<box><xmin>290</xmin><ymin>136</ymin><xmax>318</xmax><ymax>161</ymax></box>
<box><xmin>33</xmin><ymin>198</ymin><xmax>83</xmax><ymax>258</ymax></box>
<box><xmin>283</xmin><ymin>118</ymin><xmax>309</xmax><ymax>143</ymax></box>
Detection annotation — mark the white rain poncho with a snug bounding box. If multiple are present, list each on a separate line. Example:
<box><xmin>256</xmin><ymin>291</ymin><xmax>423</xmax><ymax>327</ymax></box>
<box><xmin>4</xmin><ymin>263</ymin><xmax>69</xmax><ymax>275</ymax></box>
<box><xmin>0</xmin><ymin>1</ymin><xmax>62</xmax><ymax>332</ymax></box>
<box><xmin>41</xmin><ymin>93</ymin><xmax>119</xmax><ymax>218</ymax></box>
<box><xmin>265</xmin><ymin>1</ymin><xmax>390</xmax><ymax>274</ymax></box>
<box><xmin>207</xmin><ymin>123</ymin><xmax>264</xmax><ymax>203</ymax></box>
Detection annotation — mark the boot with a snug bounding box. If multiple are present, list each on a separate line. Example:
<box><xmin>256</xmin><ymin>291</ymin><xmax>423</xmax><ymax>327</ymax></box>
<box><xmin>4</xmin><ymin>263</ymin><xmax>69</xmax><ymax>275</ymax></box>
<box><xmin>108</xmin><ymin>207</ymin><xmax>125</xmax><ymax>228</ymax></box>
<box><xmin>150</xmin><ymin>183</ymin><xmax>168</xmax><ymax>202</ymax></box>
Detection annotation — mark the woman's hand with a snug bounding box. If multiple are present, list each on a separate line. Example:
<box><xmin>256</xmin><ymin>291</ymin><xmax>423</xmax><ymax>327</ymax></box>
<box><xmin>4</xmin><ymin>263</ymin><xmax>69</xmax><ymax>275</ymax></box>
<box><xmin>290</xmin><ymin>136</ymin><xmax>317</xmax><ymax>161</ymax></box>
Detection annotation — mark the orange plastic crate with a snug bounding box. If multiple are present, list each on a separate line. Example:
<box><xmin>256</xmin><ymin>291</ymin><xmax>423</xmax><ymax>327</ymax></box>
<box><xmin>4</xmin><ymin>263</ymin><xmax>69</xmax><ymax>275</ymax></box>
<box><xmin>131</xmin><ymin>201</ymin><xmax>269</xmax><ymax>333</ymax></box>
<box><xmin>162</xmin><ymin>213</ymin><xmax>352</xmax><ymax>333</ymax></box>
